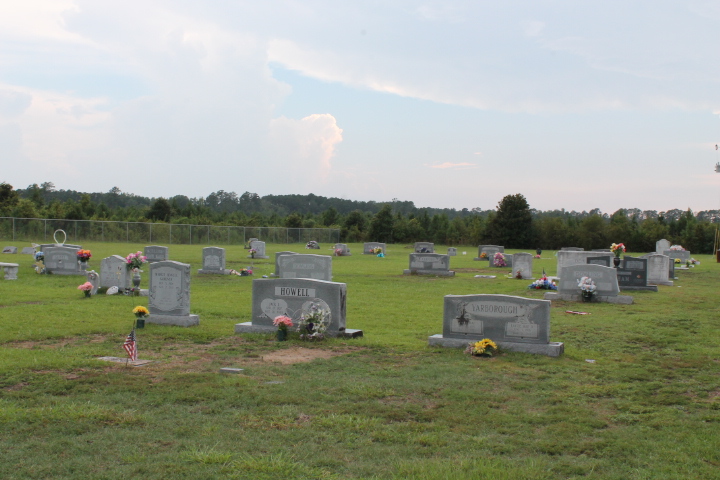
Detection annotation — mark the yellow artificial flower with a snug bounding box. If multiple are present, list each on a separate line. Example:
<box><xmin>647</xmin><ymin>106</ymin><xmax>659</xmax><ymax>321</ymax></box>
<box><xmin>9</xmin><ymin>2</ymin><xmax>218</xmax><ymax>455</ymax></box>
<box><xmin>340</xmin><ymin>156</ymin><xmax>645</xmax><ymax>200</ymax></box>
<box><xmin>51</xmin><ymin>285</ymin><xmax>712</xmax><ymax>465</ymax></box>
<box><xmin>133</xmin><ymin>306</ymin><xmax>149</xmax><ymax>317</ymax></box>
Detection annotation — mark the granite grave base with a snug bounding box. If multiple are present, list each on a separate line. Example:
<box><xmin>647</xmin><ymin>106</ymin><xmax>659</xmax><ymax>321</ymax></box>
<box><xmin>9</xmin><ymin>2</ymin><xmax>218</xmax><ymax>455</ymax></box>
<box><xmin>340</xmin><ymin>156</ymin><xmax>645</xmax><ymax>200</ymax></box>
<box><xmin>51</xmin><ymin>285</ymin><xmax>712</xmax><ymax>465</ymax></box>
<box><xmin>234</xmin><ymin>322</ymin><xmax>363</xmax><ymax>338</ymax></box>
<box><xmin>543</xmin><ymin>292</ymin><xmax>634</xmax><ymax>304</ymax></box>
<box><xmin>403</xmin><ymin>269</ymin><xmax>455</xmax><ymax>277</ymax></box>
<box><xmin>148</xmin><ymin>314</ymin><xmax>199</xmax><ymax>327</ymax></box>
<box><xmin>428</xmin><ymin>334</ymin><xmax>564</xmax><ymax>357</ymax></box>
<box><xmin>620</xmin><ymin>285</ymin><xmax>658</xmax><ymax>292</ymax></box>
<box><xmin>198</xmin><ymin>268</ymin><xmax>232</xmax><ymax>275</ymax></box>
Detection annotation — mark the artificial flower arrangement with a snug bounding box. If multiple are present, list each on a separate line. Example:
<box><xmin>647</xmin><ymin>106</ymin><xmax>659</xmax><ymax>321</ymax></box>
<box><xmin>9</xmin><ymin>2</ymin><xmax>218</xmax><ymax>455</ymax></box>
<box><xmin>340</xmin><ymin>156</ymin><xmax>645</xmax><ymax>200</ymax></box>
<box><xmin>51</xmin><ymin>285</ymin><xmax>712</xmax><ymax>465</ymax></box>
<box><xmin>273</xmin><ymin>315</ymin><xmax>294</xmax><ymax>341</ymax></box>
<box><xmin>34</xmin><ymin>251</ymin><xmax>46</xmax><ymax>274</ymax></box>
<box><xmin>306</xmin><ymin>240</ymin><xmax>320</xmax><ymax>249</ymax></box>
<box><xmin>493</xmin><ymin>252</ymin><xmax>506</xmax><ymax>267</ymax></box>
<box><xmin>674</xmin><ymin>258</ymin><xmax>682</xmax><ymax>264</ymax></box>
<box><xmin>479</xmin><ymin>252</ymin><xmax>488</xmax><ymax>259</ymax></box>
<box><xmin>240</xmin><ymin>267</ymin><xmax>252</xmax><ymax>276</ymax></box>
<box><xmin>126</xmin><ymin>251</ymin><xmax>148</xmax><ymax>272</ymax></box>
<box><xmin>534</xmin><ymin>254</ymin><xmax>541</xmax><ymax>259</ymax></box>
<box><xmin>334</xmin><ymin>248</ymin><xmax>343</xmax><ymax>256</ymax></box>
<box><xmin>578</xmin><ymin>276</ymin><xmax>597</xmax><ymax>301</ymax></box>
<box><xmin>77</xmin><ymin>249</ymin><xmax>92</xmax><ymax>262</ymax></box>
<box><xmin>249</xmin><ymin>248</ymin><xmax>257</xmax><ymax>258</ymax></box>
<box><xmin>371</xmin><ymin>246</ymin><xmax>383</xmax><ymax>255</ymax></box>
<box><xmin>297</xmin><ymin>301</ymin><xmax>330</xmax><ymax>341</ymax></box>
<box><xmin>133</xmin><ymin>305</ymin><xmax>149</xmax><ymax>328</ymax></box>
<box><xmin>528</xmin><ymin>275</ymin><xmax>557</xmax><ymax>290</ymax></box>
<box><xmin>515</xmin><ymin>270</ymin><xmax>523</xmax><ymax>279</ymax></box>
<box><xmin>689</xmin><ymin>258</ymin><xmax>700</xmax><ymax>265</ymax></box>
<box><xmin>669</xmin><ymin>245</ymin><xmax>685</xmax><ymax>251</ymax></box>
<box><xmin>610</xmin><ymin>243</ymin><xmax>626</xmax><ymax>257</ymax></box>
<box><xmin>77</xmin><ymin>282</ymin><xmax>93</xmax><ymax>297</ymax></box>
<box><xmin>464</xmin><ymin>338</ymin><xmax>499</xmax><ymax>357</ymax></box>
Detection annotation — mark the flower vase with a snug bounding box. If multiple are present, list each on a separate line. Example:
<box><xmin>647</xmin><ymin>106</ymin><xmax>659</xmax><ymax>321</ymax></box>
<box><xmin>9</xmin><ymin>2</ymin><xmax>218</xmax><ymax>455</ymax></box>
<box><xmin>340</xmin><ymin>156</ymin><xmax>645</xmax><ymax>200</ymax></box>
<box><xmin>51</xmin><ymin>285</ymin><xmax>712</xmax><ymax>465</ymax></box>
<box><xmin>276</xmin><ymin>328</ymin><xmax>287</xmax><ymax>342</ymax></box>
<box><xmin>613</xmin><ymin>256</ymin><xmax>621</xmax><ymax>268</ymax></box>
<box><xmin>84</xmin><ymin>290</ymin><xmax>91</xmax><ymax>298</ymax></box>
<box><xmin>79</xmin><ymin>261</ymin><xmax>88</xmax><ymax>272</ymax></box>
<box><xmin>136</xmin><ymin>318</ymin><xmax>145</xmax><ymax>329</ymax></box>
<box><xmin>582</xmin><ymin>292</ymin><xmax>593</xmax><ymax>302</ymax></box>
<box><xmin>132</xmin><ymin>272</ymin><xmax>141</xmax><ymax>289</ymax></box>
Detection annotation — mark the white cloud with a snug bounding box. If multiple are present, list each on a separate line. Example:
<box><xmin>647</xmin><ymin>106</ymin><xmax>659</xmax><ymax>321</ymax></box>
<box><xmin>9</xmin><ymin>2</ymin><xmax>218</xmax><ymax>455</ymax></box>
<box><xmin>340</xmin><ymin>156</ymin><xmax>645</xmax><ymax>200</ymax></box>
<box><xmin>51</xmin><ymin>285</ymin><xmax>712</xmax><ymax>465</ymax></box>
<box><xmin>268</xmin><ymin>114</ymin><xmax>343</xmax><ymax>182</ymax></box>
<box><xmin>429</xmin><ymin>162</ymin><xmax>476</xmax><ymax>169</ymax></box>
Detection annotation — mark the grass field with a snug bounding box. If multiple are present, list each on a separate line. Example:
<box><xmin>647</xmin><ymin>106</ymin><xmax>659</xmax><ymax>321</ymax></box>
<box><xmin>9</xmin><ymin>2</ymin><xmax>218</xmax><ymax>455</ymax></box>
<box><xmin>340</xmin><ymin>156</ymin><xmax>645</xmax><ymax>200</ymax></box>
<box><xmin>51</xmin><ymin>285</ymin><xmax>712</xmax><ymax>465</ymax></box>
<box><xmin>1</xmin><ymin>242</ymin><xmax>719</xmax><ymax>479</ymax></box>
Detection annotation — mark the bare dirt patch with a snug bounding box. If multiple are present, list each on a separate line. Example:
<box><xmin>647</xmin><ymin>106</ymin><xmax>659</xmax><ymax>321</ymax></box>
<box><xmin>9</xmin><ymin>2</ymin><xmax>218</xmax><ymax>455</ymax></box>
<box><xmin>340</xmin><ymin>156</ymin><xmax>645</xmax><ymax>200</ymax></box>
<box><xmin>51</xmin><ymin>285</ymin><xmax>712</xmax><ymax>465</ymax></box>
<box><xmin>260</xmin><ymin>347</ymin><xmax>349</xmax><ymax>365</ymax></box>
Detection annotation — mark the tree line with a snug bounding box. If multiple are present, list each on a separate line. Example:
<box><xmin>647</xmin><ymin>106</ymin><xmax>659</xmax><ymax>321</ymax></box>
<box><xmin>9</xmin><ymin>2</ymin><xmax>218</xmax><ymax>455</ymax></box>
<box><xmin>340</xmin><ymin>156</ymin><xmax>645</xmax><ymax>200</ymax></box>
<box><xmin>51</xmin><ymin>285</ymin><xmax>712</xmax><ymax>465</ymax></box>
<box><xmin>1</xmin><ymin>182</ymin><xmax>719</xmax><ymax>253</ymax></box>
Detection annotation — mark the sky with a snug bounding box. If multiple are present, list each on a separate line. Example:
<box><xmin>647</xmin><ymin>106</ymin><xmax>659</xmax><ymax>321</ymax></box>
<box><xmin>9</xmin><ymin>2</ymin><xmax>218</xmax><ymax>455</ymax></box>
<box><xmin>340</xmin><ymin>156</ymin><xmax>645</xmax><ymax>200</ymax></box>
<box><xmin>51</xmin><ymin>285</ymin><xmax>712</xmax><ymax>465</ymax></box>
<box><xmin>2</xmin><ymin>1</ymin><xmax>720</xmax><ymax>214</ymax></box>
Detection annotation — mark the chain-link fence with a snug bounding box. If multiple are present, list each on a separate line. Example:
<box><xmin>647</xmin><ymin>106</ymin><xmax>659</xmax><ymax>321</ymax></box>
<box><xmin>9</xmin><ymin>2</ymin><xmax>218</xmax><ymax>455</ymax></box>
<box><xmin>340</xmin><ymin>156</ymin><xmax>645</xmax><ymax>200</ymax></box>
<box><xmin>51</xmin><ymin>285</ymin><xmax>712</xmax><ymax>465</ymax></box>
<box><xmin>0</xmin><ymin>218</ymin><xmax>340</xmax><ymax>245</ymax></box>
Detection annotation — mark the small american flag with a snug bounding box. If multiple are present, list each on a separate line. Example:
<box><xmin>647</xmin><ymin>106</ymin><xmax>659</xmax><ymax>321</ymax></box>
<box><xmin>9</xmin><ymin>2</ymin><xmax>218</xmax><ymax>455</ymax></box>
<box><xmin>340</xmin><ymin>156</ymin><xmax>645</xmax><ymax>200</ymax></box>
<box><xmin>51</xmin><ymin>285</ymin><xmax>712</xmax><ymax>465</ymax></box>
<box><xmin>123</xmin><ymin>329</ymin><xmax>137</xmax><ymax>362</ymax></box>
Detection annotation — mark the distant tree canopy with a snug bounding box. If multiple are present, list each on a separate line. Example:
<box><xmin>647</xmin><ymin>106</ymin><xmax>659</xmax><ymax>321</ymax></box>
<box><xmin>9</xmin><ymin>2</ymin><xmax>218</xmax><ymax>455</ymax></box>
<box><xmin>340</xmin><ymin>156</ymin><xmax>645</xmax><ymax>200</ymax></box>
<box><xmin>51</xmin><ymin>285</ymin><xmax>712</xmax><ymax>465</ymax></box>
<box><xmin>2</xmin><ymin>181</ymin><xmax>720</xmax><ymax>252</ymax></box>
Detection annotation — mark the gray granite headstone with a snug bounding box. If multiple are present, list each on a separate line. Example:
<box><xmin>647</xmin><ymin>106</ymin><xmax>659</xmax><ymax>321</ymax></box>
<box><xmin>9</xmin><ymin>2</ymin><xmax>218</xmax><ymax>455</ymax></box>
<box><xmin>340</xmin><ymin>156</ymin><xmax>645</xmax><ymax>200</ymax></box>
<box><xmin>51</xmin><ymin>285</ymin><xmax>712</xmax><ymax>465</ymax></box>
<box><xmin>86</xmin><ymin>270</ymin><xmax>99</xmax><ymax>295</ymax></box>
<box><xmin>646</xmin><ymin>254</ymin><xmax>673</xmax><ymax>286</ymax></box>
<box><xmin>561</xmin><ymin>247</ymin><xmax>584</xmax><ymax>251</ymax></box>
<box><xmin>363</xmin><ymin>242</ymin><xmax>386</xmax><ymax>254</ymax></box>
<box><xmin>586</xmin><ymin>256</ymin><xmax>612</xmax><ymax>267</ymax></box>
<box><xmin>249</xmin><ymin>240</ymin><xmax>270</xmax><ymax>259</ymax></box>
<box><xmin>274</xmin><ymin>251</ymin><xmax>298</xmax><ymax>275</ymax></box>
<box><xmin>474</xmin><ymin>245</ymin><xmax>504</xmax><ymax>261</ymax></box>
<box><xmin>512</xmin><ymin>253</ymin><xmax>533</xmax><ymax>279</ymax></box>
<box><xmin>334</xmin><ymin>243</ymin><xmax>351</xmax><ymax>256</ymax></box>
<box><xmin>428</xmin><ymin>294</ymin><xmax>563</xmax><ymax>357</ymax></box>
<box><xmin>668</xmin><ymin>259</ymin><xmax>676</xmax><ymax>279</ymax></box>
<box><xmin>235</xmin><ymin>278</ymin><xmax>362</xmax><ymax>337</ymax></box>
<box><xmin>557</xmin><ymin>251</ymin><xmax>614</xmax><ymax>273</ymax></box>
<box><xmin>147</xmin><ymin>260</ymin><xmax>199</xmax><ymax>326</ymax></box>
<box><xmin>404</xmin><ymin>253</ymin><xmax>454</xmax><ymax>276</ymax></box>
<box><xmin>2</xmin><ymin>246</ymin><xmax>17</xmax><ymax>254</ymax></box>
<box><xmin>447</xmin><ymin>247</ymin><xmax>457</xmax><ymax>256</ymax></box>
<box><xmin>21</xmin><ymin>247</ymin><xmax>36</xmax><ymax>255</ymax></box>
<box><xmin>198</xmin><ymin>247</ymin><xmax>228</xmax><ymax>274</ymax></box>
<box><xmin>617</xmin><ymin>257</ymin><xmax>652</xmax><ymax>289</ymax></box>
<box><xmin>277</xmin><ymin>253</ymin><xmax>332</xmax><ymax>281</ymax></box>
<box><xmin>44</xmin><ymin>246</ymin><xmax>83</xmax><ymax>275</ymax></box>
<box><xmin>414</xmin><ymin>242</ymin><xmax>434</xmax><ymax>253</ymax></box>
<box><xmin>558</xmin><ymin>264</ymin><xmax>619</xmax><ymax>296</ymax></box>
<box><xmin>655</xmin><ymin>239</ymin><xmax>671</xmax><ymax>254</ymax></box>
<box><xmin>144</xmin><ymin>245</ymin><xmax>169</xmax><ymax>263</ymax></box>
<box><xmin>100</xmin><ymin>255</ymin><xmax>129</xmax><ymax>289</ymax></box>
<box><xmin>489</xmin><ymin>253</ymin><xmax>513</xmax><ymax>268</ymax></box>
<box><xmin>663</xmin><ymin>249</ymin><xmax>691</xmax><ymax>262</ymax></box>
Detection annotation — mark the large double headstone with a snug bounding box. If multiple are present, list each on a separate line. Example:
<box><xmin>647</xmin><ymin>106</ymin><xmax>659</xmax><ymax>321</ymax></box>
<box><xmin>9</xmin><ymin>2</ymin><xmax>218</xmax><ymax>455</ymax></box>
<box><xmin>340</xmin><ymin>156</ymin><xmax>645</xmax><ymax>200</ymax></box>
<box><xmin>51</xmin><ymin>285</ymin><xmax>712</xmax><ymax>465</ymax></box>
<box><xmin>44</xmin><ymin>245</ymin><xmax>83</xmax><ymax>275</ymax></box>
<box><xmin>363</xmin><ymin>242</ymin><xmax>386</xmax><ymax>255</ymax></box>
<box><xmin>404</xmin><ymin>253</ymin><xmax>454</xmax><ymax>276</ymax></box>
<box><xmin>147</xmin><ymin>261</ymin><xmax>199</xmax><ymax>326</ymax></box>
<box><xmin>663</xmin><ymin>249</ymin><xmax>691</xmax><ymax>262</ymax></box>
<box><xmin>428</xmin><ymin>294</ymin><xmax>563</xmax><ymax>357</ymax></box>
<box><xmin>557</xmin><ymin>250</ymin><xmax>614</xmax><ymax>273</ymax></box>
<box><xmin>543</xmin><ymin>264</ymin><xmax>632</xmax><ymax>304</ymax></box>
<box><xmin>235</xmin><ymin>278</ymin><xmax>362</xmax><ymax>337</ymax></box>
<box><xmin>276</xmin><ymin>253</ymin><xmax>332</xmax><ymax>281</ymax></box>
<box><xmin>144</xmin><ymin>245</ymin><xmax>169</xmax><ymax>263</ymax></box>
<box><xmin>100</xmin><ymin>255</ymin><xmax>130</xmax><ymax>289</ymax></box>
<box><xmin>198</xmin><ymin>247</ymin><xmax>229</xmax><ymax>274</ymax></box>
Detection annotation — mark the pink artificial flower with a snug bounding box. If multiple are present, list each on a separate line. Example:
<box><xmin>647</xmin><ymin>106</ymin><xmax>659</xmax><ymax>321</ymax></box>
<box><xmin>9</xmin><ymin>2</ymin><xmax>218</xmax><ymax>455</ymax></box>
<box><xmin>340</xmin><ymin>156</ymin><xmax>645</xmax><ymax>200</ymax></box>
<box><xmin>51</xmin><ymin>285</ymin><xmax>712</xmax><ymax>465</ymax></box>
<box><xmin>273</xmin><ymin>315</ymin><xmax>293</xmax><ymax>328</ymax></box>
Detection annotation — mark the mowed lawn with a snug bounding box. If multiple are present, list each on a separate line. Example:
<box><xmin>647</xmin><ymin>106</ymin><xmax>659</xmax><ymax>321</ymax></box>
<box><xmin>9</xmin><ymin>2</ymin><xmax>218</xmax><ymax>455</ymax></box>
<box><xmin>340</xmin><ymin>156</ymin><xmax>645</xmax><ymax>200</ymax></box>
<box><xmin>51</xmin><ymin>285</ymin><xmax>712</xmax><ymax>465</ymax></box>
<box><xmin>1</xmin><ymin>242</ymin><xmax>719</xmax><ymax>479</ymax></box>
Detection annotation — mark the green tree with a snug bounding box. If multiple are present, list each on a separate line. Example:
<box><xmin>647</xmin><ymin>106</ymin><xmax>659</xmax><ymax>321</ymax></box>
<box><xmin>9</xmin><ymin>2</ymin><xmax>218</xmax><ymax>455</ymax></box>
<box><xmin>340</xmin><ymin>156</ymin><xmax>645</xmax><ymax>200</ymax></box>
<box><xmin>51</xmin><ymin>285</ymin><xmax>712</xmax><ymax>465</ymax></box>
<box><xmin>0</xmin><ymin>182</ymin><xmax>19</xmax><ymax>215</ymax></box>
<box><xmin>147</xmin><ymin>198</ymin><xmax>173</xmax><ymax>222</ymax></box>
<box><xmin>578</xmin><ymin>214</ymin><xmax>608</xmax><ymax>250</ymax></box>
<box><xmin>285</xmin><ymin>213</ymin><xmax>303</xmax><ymax>229</ymax></box>
<box><xmin>368</xmin><ymin>204</ymin><xmax>394</xmax><ymax>242</ymax></box>
<box><xmin>486</xmin><ymin>194</ymin><xmax>534</xmax><ymax>248</ymax></box>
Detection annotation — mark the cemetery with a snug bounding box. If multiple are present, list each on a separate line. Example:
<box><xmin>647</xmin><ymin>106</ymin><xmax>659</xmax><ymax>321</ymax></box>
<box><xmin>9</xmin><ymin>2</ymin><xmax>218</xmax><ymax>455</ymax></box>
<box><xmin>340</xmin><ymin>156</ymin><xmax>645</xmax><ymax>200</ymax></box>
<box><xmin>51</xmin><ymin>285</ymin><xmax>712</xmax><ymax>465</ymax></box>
<box><xmin>1</xmin><ymin>239</ymin><xmax>719</xmax><ymax>478</ymax></box>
